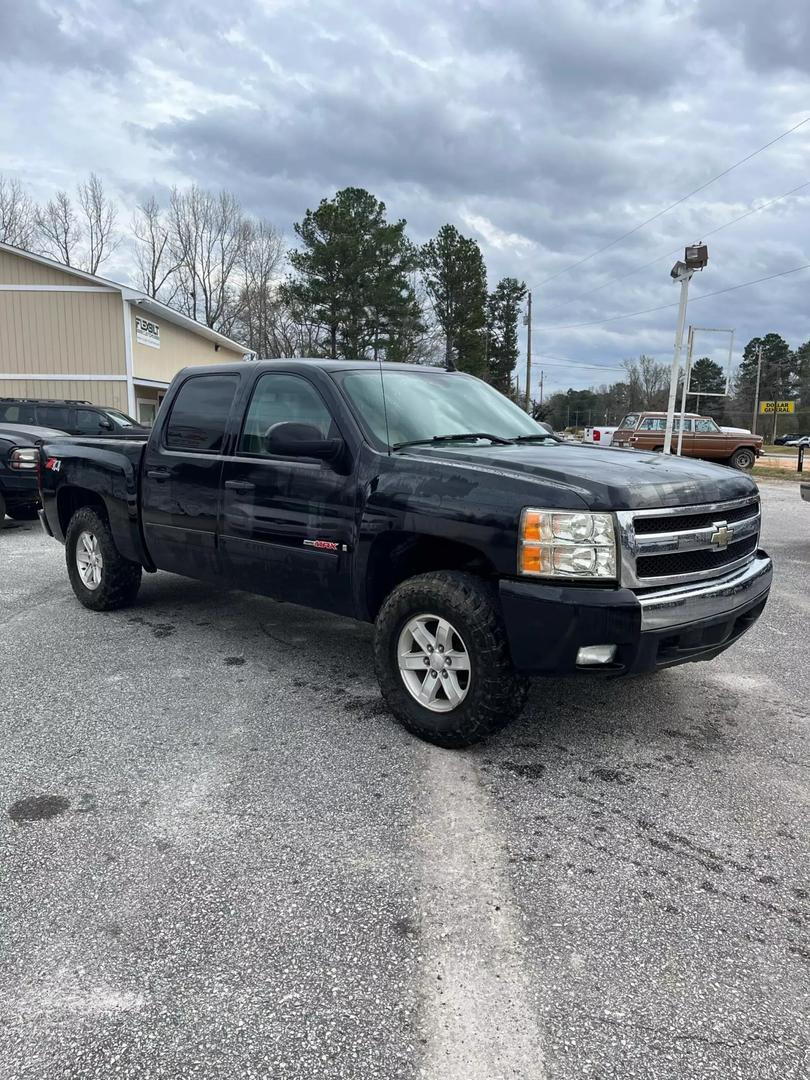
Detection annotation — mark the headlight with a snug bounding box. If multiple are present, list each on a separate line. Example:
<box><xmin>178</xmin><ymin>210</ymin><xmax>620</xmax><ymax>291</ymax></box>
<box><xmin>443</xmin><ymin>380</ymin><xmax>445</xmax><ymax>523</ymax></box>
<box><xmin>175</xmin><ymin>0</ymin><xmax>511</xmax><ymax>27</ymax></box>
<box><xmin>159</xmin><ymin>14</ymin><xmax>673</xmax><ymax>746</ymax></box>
<box><xmin>518</xmin><ymin>509</ymin><xmax>617</xmax><ymax>580</ymax></box>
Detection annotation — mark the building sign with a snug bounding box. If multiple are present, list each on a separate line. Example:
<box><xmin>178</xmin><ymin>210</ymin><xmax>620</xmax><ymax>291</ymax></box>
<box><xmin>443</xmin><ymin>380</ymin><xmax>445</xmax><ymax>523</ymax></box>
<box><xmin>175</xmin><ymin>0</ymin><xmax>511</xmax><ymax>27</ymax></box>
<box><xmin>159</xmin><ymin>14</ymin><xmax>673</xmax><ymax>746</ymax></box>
<box><xmin>135</xmin><ymin>316</ymin><xmax>160</xmax><ymax>349</ymax></box>
<box><xmin>759</xmin><ymin>400</ymin><xmax>795</xmax><ymax>414</ymax></box>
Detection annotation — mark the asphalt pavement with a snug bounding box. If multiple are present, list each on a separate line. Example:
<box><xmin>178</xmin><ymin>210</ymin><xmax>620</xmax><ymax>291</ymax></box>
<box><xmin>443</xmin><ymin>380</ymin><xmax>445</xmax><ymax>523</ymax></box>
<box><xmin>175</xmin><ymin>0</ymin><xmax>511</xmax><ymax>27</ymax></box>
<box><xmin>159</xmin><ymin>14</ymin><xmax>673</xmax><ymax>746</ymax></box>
<box><xmin>1</xmin><ymin>481</ymin><xmax>808</xmax><ymax>1080</ymax></box>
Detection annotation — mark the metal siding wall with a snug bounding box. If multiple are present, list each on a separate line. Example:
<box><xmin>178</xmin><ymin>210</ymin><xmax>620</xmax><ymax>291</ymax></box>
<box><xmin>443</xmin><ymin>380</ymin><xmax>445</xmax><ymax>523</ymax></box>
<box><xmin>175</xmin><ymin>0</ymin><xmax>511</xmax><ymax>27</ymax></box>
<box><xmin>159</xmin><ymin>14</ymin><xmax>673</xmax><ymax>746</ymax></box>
<box><xmin>0</xmin><ymin>250</ymin><xmax>98</xmax><ymax>287</ymax></box>
<box><xmin>131</xmin><ymin>308</ymin><xmax>245</xmax><ymax>381</ymax></box>
<box><xmin>0</xmin><ymin>379</ymin><xmax>128</xmax><ymax>411</ymax></box>
<box><xmin>0</xmin><ymin>291</ymin><xmax>125</xmax><ymax>376</ymax></box>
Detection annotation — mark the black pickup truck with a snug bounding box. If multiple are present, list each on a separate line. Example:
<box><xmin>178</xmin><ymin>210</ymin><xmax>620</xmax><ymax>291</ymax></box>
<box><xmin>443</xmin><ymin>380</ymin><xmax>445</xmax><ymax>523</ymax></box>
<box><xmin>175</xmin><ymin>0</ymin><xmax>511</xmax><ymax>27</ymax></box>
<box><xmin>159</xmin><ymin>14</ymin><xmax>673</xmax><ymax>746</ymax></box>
<box><xmin>39</xmin><ymin>360</ymin><xmax>772</xmax><ymax>747</ymax></box>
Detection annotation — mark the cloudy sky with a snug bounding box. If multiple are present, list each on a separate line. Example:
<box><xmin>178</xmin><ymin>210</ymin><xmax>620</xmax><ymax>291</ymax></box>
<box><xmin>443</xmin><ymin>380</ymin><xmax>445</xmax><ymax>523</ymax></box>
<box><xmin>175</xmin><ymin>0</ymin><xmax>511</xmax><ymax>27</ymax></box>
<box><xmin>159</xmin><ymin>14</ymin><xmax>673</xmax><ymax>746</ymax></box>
<box><xmin>2</xmin><ymin>0</ymin><xmax>809</xmax><ymax>395</ymax></box>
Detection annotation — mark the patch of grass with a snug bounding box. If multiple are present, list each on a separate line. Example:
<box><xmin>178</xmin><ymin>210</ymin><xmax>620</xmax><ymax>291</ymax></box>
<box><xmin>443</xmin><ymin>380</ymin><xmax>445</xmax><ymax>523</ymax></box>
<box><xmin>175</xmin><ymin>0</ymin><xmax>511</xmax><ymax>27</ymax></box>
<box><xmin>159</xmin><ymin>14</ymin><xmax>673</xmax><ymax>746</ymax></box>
<box><xmin>751</xmin><ymin>466</ymin><xmax>806</xmax><ymax>483</ymax></box>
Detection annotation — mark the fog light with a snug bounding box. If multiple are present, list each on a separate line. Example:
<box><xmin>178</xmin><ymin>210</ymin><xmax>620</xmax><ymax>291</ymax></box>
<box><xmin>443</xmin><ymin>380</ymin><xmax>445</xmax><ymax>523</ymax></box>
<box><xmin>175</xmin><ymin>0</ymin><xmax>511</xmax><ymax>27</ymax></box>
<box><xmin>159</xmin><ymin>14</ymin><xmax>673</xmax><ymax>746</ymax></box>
<box><xmin>576</xmin><ymin>644</ymin><xmax>617</xmax><ymax>666</ymax></box>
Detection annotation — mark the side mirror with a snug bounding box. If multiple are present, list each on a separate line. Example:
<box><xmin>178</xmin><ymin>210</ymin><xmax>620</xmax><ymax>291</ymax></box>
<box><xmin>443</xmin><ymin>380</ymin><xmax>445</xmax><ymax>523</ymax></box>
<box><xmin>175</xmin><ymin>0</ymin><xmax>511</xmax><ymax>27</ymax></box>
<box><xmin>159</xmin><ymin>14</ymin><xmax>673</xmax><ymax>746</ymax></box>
<box><xmin>99</xmin><ymin>417</ymin><xmax>114</xmax><ymax>431</ymax></box>
<box><xmin>263</xmin><ymin>421</ymin><xmax>343</xmax><ymax>461</ymax></box>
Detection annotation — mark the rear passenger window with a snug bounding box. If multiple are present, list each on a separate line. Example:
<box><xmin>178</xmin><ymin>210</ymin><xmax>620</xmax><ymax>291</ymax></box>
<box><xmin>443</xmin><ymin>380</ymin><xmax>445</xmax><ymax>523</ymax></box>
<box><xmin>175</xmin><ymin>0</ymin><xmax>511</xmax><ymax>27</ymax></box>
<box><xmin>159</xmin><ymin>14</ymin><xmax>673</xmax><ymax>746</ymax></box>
<box><xmin>37</xmin><ymin>406</ymin><xmax>72</xmax><ymax>430</ymax></box>
<box><xmin>165</xmin><ymin>374</ymin><xmax>239</xmax><ymax>453</ymax></box>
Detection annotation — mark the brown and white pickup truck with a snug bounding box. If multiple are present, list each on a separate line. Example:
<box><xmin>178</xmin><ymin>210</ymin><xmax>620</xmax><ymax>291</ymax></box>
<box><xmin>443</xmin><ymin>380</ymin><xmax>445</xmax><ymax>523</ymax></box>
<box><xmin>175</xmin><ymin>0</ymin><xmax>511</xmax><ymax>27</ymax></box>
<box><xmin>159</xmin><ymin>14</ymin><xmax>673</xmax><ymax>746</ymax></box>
<box><xmin>613</xmin><ymin>412</ymin><xmax>762</xmax><ymax>470</ymax></box>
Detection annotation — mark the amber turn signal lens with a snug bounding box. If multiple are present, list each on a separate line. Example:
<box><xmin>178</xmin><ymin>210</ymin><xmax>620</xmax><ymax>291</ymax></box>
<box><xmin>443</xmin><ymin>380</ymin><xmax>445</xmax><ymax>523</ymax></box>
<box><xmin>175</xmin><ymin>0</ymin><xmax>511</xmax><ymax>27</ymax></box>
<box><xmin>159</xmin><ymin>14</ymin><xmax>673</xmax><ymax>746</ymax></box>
<box><xmin>521</xmin><ymin>510</ymin><xmax>544</xmax><ymax>542</ymax></box>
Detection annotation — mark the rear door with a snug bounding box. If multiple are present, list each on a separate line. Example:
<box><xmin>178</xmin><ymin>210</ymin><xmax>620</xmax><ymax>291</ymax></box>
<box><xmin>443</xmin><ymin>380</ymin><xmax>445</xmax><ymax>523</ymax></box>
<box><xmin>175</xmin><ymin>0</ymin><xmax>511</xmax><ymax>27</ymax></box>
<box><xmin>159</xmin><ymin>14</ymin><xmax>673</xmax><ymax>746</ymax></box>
<box><xmin>218</xmin><ymin>370</ymin><xmax>356</xmax><ymax>615</ymax></box>
<box><xmin>141</xmin><ymin>372</ymin><xmax>241</xmax><ymax>579</ymax></box>
<box><xmin>36</xmin><ymin>404</ymin><xmax>75</xmax><ymax>432</ymax></box>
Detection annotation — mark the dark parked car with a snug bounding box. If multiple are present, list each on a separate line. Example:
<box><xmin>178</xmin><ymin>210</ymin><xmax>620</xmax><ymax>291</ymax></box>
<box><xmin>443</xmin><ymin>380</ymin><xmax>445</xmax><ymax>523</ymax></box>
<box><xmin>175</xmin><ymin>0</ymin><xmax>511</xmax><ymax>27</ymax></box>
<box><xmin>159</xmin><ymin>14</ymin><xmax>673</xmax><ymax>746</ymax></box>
<box><xmin>0</xmin><ymin>423</ymin><xmax>67</xmax><ymax>523</ymax></box>
<box><xmin>0</xmin><ymin>398</ymin><xmax>148</xmax><ymax>438</ymax></box>
<box><xmin>773</xmin><ymin>432</ymin><xmax>810</xmax><ymax>446</ymax></box>
<box><xmin>39</xmin><ymin>360</ymin><xmax>772</xmax><ymax>747</ymax></box>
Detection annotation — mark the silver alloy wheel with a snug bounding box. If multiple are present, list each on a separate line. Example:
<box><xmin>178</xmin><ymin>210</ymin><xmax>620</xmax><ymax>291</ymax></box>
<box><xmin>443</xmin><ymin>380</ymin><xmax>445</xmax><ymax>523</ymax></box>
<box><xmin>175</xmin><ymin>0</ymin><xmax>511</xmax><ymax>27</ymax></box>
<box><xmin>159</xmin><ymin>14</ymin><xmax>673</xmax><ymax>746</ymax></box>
<box><xmin>76</xmin><ymin>530</ymin><xmax>103</xmax><ymax>591</ymax></box>
<box><xmin>397</xmin><ymin>613</ymin><xmax>471</xmax><ymax>713</ymax></box>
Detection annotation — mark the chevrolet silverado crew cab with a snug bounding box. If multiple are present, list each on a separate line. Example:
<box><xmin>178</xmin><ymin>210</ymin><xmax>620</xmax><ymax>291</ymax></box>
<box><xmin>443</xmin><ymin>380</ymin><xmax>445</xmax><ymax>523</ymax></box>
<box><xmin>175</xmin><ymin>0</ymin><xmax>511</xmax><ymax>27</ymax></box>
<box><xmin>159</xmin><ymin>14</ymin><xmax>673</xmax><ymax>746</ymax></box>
<box><xmin>38</xmin><ymin>360</ymin><xmax>773</xmax><ymax>747</ymax></box>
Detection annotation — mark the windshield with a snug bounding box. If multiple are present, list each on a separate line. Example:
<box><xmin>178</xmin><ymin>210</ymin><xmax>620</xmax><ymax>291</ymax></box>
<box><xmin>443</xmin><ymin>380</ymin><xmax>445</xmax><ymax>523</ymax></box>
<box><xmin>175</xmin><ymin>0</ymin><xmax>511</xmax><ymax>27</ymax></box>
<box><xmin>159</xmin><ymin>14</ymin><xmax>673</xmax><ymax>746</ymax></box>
<box><xmin>103</xmin><ymin>409</ymin><xmax>138</xmax><ymax>428</ymax></box>
<box><xmin>336</xmin><ymin>370</ymin><xmax>550</xmax><ymax>449</ymax></box>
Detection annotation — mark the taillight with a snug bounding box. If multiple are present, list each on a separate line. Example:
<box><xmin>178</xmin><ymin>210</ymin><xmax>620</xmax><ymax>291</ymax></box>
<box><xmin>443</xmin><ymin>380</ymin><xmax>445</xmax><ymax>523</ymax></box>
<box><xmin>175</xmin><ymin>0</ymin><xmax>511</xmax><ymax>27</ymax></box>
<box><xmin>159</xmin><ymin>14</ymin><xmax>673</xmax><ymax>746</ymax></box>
<box><xmin>9</xmin><ymin>447</ymin><xmax>38</xmax><ymax>471</ymax></box>
<box><xmin>593</xmin><ymin>430</ymin><xmax>601</xmax><ymax>441</ymax></box>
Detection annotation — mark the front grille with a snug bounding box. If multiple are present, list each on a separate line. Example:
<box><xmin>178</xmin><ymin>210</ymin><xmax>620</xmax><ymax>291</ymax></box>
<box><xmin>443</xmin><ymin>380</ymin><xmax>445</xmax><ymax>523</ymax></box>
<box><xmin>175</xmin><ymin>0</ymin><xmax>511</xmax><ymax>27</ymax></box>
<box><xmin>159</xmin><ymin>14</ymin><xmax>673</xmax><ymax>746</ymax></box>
<box><xmin>618</xmin><ymin>495</ymin><xmax>762</xmax><ymax>587</ymax></box>
<box><xmin>633</xmin><ymin>500</ymin><xmax>759</xmax><ymax>535</ymax></box>
<box><xmin>636</xmin><ymin>534</ymin><xmax>758</xmax><ymax>579</ymax></box>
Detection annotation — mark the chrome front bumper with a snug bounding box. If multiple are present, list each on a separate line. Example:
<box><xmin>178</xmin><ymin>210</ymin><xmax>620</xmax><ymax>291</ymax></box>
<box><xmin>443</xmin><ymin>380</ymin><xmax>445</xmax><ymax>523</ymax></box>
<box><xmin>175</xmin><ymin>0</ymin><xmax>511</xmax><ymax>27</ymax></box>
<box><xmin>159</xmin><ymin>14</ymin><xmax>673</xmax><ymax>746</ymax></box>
<box><xmin>638</xmin><ymin>552</ymin><xmax>772</xmax><ymax>632</ymax></box>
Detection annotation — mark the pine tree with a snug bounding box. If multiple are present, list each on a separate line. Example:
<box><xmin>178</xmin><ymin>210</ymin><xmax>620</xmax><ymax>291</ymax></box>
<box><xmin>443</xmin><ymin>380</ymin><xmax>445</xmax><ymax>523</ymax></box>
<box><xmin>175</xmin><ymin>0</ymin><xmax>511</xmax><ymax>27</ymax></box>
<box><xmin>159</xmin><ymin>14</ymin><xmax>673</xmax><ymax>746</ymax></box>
<box><xmin>486</xmin><ymin>278</ymin><xmax>527</xmax><ymax>393</ymax></box>
<box><xmin>283</xmin><ymin>187</ymin><xmax>420</xmax><ymax>360</ymax></box>
<box><xmin>735</xmin><ymin>333</ymin><xmax>797</xmax><ymax>413</ymax></box>
<box><xmin>420</xmin><ymin>224</ymin><xmax>487</xmax><ymax>375</ymax></box>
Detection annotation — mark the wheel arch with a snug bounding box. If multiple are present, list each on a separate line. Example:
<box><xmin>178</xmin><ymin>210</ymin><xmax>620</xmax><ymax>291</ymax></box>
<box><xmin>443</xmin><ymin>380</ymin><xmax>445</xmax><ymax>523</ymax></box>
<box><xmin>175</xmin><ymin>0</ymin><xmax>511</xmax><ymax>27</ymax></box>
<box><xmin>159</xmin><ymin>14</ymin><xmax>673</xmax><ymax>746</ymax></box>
<box><xmin>364</xmin><ymin>530</ymin><xmax>498</xmax><ymax>621</ymax></box>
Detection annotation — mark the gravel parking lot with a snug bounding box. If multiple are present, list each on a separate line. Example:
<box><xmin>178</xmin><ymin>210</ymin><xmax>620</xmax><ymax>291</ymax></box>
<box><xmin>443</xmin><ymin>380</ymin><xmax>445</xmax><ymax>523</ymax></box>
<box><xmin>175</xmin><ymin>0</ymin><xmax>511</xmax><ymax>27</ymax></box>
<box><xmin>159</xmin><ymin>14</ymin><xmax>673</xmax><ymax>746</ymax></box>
<box><xmin>1</xmin><ymin>481</ymin><xmax>808</xmax><ymax>1080</ymax></box>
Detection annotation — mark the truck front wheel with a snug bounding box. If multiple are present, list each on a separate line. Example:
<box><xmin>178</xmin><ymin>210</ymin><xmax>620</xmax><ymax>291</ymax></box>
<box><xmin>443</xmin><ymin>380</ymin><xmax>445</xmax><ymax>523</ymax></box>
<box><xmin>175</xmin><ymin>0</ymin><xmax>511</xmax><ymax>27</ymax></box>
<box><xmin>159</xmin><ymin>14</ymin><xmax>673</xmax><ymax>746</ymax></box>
<box><xmin>374</xmin><ymin>571</ymin><xmax>527</xmax><ymax>748</ymax></box>
<box><xmin>65</xmin><ymin>507</ymin><xmax>142</xmax><ymax>611</ymax></box>
<box><xmin>729</xmin><ymin>447</ymin><xmax>755</xmax><ymax>470</ymax></box>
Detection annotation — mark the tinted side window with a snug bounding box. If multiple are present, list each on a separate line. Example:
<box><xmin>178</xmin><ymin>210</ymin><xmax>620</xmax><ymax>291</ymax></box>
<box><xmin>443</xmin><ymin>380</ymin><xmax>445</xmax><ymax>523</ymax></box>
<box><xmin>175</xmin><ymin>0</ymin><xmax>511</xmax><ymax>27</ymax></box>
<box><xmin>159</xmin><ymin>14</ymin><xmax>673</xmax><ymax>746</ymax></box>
<box><xmin>165</xmin><ymin>375</ymin><xmax>239</xmax><ymax>452</ymax></box>
<box><xmin>239</xmin><ymin>373</ymin><xmax>336</xmax><ymax>455</ymax></box>
<box><xmin>0</xmin><ymin>403</ymin><xmax>35</xmax><ymax>423</ymax></box>
<box><xmin>37</xmin><ymin>406</ymin><xmax>72</xmax><ymax>430</ymax></box>
<box><xmin>75</xmin><ymin>409</ymin><xmax>105</xmax><ymax>435</ymax></box>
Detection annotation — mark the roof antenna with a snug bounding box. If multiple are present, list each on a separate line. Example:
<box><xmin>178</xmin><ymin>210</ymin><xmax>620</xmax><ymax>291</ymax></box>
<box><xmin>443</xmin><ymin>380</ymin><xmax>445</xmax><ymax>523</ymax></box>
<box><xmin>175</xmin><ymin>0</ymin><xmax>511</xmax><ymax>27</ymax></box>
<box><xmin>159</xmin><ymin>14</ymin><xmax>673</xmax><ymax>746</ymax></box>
<box><xmin>377</xmin><ymin>349</ymin><xmax>392</xmax><ymax>455</ymax></box>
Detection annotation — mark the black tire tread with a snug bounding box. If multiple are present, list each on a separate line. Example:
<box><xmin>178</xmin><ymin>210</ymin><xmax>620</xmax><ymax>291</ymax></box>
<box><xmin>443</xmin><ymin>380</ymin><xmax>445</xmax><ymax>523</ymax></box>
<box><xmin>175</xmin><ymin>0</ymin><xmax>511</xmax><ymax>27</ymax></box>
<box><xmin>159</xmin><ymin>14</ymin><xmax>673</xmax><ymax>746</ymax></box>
<box><xmin>374</xmin><ymin>570</ymin><xmax>527</xmax><ymax>748</ymax></box>
<box><xmin>65</xmin><ymin>507</ymin><xmax>142</xmax><ymax>611</ymax></box>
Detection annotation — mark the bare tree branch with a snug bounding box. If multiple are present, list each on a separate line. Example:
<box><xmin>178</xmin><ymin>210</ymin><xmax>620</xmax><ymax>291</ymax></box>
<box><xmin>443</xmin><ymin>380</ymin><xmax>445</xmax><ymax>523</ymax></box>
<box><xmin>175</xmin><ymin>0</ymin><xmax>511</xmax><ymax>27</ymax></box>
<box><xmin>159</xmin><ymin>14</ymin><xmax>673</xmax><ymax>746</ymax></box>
<box><xmin>132</xmin><ymin>195</ymin><xmax>181</xmax><ymax>300</ymax></box>
<box><xmin>0</xmin><ymin>176</ymin><xmax>36</xmax><ymax>248</ymax></box>
<box><xmin>35</xmin><ymin>190</ymin><xmax>82</xmax><ymax>267</ymax></box>
<box><xmin>77</xmin><ymin>172</ymin><xmax>119</xmax><ymax>274</ymax></box>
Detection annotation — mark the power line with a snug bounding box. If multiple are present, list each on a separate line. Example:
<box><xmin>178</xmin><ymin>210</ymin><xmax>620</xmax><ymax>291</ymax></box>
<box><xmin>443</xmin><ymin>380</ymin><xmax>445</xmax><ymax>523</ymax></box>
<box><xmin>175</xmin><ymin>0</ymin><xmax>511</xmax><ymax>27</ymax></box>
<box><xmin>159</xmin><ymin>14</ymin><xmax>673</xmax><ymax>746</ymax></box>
<box><xmin>553</xmin><ymin>179</ymin><xmax>810</xmax><ymax>310</ymax></box>
<box><xmin>536</xmin><ymin>262</ymin><xmax>810</xmax><ymax>331</ymax></box>
<box><xmin>529</xmin><ymin>116</ymin><xmax>810</xmax><ymax>290</ymax></box>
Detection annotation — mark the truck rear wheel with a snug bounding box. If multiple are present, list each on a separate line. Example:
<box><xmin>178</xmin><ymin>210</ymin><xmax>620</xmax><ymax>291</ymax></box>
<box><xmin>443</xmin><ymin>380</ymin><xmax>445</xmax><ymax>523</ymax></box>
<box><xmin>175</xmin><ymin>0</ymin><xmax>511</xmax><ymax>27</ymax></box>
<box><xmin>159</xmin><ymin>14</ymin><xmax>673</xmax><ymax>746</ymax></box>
<box><xmin>729</xmin><ymin>447</ymin><xmax>755</xmax><ymax>470</ymax></box>
<box><xmin>374</xmin><ymin>571</ymin><xmax>527</xmax><ymax>748</ymax></box>
<box><xmin>65</xmin><ymin>507</ymin><xmax>142</xmax><ymax>611</ymax></box>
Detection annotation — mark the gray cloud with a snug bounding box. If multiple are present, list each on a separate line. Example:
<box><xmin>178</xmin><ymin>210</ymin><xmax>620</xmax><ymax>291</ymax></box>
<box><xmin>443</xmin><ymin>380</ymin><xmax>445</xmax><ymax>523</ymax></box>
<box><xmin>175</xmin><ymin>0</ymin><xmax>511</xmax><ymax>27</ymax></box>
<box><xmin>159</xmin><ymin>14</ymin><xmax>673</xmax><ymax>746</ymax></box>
<box><xmin>0</xmin><ymin>0</ymin><xmax>809</xmax><ymax>396</ymax></box>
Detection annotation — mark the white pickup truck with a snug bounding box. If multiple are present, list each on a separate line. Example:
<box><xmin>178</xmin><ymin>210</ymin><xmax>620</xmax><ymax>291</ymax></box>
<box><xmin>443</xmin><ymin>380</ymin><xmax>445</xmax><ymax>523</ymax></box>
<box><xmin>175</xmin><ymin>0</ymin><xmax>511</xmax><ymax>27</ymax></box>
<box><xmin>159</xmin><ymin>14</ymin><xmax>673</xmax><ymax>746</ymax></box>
<box><xmin>582</xmin><ymin>426</ymin><xmax>617</xmax><ymax>446</ymax></box>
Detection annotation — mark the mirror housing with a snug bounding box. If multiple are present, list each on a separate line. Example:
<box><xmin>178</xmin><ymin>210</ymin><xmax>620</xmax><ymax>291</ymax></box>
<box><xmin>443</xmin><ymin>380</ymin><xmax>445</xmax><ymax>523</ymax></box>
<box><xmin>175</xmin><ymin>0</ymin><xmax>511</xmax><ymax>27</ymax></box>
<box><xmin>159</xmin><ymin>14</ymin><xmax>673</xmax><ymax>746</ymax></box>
<box><xmin>99</xmin><ymin>417</ymin><xmax>114</xmax><ymax>431</ymax></box>
<box><xmin>263</xmin><ymin>421</ymin><xmax>343</xmax><ymax>461</ymax></box>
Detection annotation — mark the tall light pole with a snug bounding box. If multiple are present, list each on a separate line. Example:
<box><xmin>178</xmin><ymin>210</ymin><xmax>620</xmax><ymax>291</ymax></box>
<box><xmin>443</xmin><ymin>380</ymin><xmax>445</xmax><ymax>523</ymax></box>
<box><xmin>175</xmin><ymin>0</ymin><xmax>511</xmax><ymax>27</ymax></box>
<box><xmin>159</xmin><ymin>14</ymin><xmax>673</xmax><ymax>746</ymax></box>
<box><xmin>663</xmin><ymin>244</ymin><xmax>708</xmax><ymax>455</ymax></box>
<box><xmin>524</xmin><ymin>291</ymin><xmax>532</xmax><ymax>413</ymax></box>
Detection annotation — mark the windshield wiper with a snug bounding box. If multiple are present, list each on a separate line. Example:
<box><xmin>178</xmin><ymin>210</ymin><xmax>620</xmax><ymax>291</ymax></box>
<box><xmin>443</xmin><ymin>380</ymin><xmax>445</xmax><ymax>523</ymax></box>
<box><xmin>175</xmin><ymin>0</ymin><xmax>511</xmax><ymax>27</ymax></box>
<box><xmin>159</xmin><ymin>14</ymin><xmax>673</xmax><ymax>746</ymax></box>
<box><xmin>393</xmin><ymin>432</ymin><xmax>515</xmax><ymax>451</ymax></box>
<box><xmin>511</xmin><ymin>433</ymin><xmax>560</xmax><ymax>443</ymax></box>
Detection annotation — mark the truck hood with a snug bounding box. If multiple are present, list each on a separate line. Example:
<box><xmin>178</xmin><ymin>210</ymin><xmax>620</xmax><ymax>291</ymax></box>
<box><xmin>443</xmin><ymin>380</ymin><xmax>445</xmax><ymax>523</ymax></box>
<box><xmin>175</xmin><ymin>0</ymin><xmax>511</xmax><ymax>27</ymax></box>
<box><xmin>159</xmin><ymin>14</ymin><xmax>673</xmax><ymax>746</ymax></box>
<box><xmin>402</xmin><ymin>442</ymin><xmax>756</xmax><ymax>511</ymax></box>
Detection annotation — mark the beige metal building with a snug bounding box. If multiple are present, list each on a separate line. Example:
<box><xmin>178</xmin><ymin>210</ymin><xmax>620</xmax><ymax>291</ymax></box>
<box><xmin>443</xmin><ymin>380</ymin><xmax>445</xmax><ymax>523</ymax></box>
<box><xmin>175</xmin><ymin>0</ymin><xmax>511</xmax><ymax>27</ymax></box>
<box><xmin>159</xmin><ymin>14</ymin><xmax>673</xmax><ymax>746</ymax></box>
<box><xmin>0</xmin><ymin>241</ymin><xmax>250</xmax><ymax>424</ymax></box>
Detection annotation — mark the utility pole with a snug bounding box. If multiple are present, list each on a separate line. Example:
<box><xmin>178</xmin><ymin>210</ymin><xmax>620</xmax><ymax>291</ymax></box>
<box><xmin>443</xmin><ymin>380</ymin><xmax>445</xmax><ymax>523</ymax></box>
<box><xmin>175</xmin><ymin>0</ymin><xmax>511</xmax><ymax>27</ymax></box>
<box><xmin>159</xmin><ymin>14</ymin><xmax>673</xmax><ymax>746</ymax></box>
<box><xmin>751</xmin><ymin>343</ymin><xmax>763</xmax><ymax>436</ymax></box>
<box><xmin>772</xmin><ymin>352</ymin><xmax>781</xmax><ymax>444</ymax></box>
<box><xmin>539</xmin><ymin>369</ymin><xmax>544</xmax><ymax>410</ymax></box>
<box><xmin>524</xmin><ymin>291</ymin><xmax>532</xmax><ymax>413</ymax></box>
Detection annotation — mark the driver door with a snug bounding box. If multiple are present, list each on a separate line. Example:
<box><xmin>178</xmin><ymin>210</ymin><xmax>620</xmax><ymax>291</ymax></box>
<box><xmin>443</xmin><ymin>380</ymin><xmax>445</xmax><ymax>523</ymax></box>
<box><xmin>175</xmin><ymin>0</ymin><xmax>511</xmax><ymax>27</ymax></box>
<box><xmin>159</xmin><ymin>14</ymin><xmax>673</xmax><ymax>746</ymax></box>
<box><xmin>218</xmin><ymin>371</ymin><xmax>356</xmax><ymax>615</ymax></box>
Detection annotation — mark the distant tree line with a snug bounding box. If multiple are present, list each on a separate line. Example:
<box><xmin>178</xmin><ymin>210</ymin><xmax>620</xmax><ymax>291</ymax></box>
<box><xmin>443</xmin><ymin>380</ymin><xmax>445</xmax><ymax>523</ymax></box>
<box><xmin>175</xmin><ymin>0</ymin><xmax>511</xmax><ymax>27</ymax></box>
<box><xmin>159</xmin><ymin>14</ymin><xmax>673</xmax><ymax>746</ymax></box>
<box><xmin>0</xmin><ymin>175</ymin><xmax>527</xmax><ymax>393</ymax></box>
<box><xmin>4</xmin><ymin>172</ymin><xmax>807</xmax><ymax>433</ymax></box>
<box><xmin>539</xmin><ymin>335</ymin><xmax>810</xmax><ymax>437</ymax></box>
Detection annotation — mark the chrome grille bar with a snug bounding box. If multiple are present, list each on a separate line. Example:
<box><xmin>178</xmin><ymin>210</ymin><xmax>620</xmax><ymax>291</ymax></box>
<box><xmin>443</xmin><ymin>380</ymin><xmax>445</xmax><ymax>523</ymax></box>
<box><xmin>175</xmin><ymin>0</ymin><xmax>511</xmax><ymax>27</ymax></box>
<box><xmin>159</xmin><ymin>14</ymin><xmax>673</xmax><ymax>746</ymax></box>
<box><xmin>617</xmin><ymin>494</ymin><xmax>761</xmax><ymax>588</ymax></box>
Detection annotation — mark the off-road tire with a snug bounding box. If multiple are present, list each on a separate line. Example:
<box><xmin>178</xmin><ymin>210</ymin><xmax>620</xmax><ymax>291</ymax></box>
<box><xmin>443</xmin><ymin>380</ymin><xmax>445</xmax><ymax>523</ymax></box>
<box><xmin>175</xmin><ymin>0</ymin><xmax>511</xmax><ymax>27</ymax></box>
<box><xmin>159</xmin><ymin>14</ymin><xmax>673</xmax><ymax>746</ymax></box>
<box><xmin>374</xmin><ymin>570</ymin><xmax>528</xmax><ymax>748</ymax></box>
<box><xmin>7</xmin><ymin>504</ymin><xmax>39</xmax><ymax>521</ymax></box>
<box><xmin>65</xmin><ymin>507</ymin><xmax>142</xmax><ymax>611</ymax></box>
<box><xmin>729</xmin><ymin>447</ymin><xmax>755</xmax><ymax>470</ymax></box>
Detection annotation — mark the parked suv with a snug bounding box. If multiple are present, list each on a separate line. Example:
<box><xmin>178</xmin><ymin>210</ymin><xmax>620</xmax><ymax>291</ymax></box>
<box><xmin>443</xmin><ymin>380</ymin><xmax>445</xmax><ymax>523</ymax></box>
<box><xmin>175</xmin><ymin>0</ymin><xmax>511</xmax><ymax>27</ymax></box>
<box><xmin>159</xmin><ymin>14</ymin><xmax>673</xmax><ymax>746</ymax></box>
<box><xmin>613</xmin><ymin>411</ymin><xmax>762</xmax><ymax>469</ymax></box>
<box><xmin>0</xmin><ymin>398</ymin><xmax>148</xmax><ymax>437</ymax></box>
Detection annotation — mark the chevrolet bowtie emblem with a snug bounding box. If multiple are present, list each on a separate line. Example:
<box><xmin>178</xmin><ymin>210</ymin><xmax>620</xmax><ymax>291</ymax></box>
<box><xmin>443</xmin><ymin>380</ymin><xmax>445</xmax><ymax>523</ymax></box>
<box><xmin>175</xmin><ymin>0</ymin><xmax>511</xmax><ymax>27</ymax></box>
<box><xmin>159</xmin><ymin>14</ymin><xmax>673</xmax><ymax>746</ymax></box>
<box><xmin>710</xmin><ymin>521</ymin><xmax>734</xmax><ymax>549</ymax></box>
